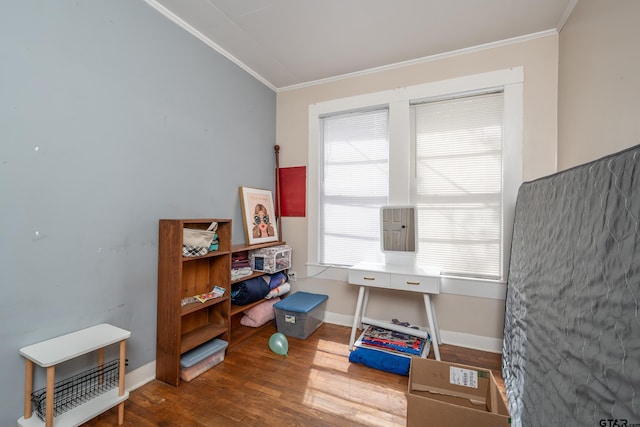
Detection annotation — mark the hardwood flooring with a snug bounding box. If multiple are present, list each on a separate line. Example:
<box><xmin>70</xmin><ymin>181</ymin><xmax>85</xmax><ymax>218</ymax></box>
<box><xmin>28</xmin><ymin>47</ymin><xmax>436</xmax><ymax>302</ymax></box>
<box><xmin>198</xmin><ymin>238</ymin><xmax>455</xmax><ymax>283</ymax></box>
<box><xmin>82</xmin><ymin>323</ymin><xmax>504</xmax><ymax>427</ymax></box>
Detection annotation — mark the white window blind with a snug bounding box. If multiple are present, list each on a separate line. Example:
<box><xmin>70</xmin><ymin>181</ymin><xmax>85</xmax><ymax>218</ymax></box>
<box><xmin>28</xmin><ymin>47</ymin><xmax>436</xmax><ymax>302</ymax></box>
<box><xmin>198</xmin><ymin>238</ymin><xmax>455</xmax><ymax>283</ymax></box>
<box><xmin>320</xmin><ymin>108</ymin><xmax>389</xmax><ymax>265</ymax></box>
<box><xmin>412</xmin><ymin>91</ymin><xmax>504</xmax><ymax>279</ymax></box>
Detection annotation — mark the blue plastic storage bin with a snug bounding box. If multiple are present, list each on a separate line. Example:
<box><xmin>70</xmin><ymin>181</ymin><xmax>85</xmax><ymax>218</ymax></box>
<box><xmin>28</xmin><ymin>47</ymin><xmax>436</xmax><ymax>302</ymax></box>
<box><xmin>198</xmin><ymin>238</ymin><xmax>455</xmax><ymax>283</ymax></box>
<box><xmin>273</xmin><ymin>292</ymin><xmax>328</xmax><ymax>339</ymax></box>
<box><xmin>179</xmin><ymin>338</ymin><xmax>228</xmax><ymax>382</ymax></box>
<box><xmin>180</xmin><ymin>338</ymin><xmax>227</xmax><ymax>368</ymax></box>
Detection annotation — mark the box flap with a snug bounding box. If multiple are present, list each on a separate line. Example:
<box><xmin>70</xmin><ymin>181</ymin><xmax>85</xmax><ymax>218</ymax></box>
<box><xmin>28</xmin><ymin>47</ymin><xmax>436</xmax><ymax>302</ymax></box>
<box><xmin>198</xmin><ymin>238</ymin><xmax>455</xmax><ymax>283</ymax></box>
<box><xmin>411</xmin><ymin>383</ymin><xmax>487</xmax><ymax>407</ymax></box>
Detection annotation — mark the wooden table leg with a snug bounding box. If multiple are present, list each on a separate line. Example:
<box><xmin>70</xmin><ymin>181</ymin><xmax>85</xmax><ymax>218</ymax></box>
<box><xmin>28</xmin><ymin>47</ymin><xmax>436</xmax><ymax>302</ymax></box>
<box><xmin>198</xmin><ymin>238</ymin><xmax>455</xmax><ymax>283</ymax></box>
<box><xmin>24</xmin><ymin>359</ymin><xmax>33</xmax><ymax>419</ymax></box>
<box><xmin>45</xmin><ymin>366</ymin><xmax>55</xmax><ymax>427</ymax></box>
<box><xmin>118</xmin><ymin>340</ymin><xmax>126</xmax><ymax>425</ymax></box>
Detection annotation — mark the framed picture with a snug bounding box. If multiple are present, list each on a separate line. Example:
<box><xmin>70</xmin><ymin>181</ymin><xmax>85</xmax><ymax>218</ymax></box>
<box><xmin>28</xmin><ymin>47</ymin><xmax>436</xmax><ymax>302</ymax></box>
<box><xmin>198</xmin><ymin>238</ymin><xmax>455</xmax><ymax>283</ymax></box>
<box><xmin>239</xmin><ymin>186</ymin><xmax>279</xmax><ymax>245</ymax></box>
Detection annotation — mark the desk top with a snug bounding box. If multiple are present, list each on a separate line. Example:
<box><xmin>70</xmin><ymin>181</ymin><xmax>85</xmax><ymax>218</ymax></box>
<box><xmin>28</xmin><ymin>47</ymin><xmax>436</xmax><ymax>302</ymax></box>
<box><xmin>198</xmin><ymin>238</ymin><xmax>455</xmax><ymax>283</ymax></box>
<box><xmin>350</xmin><ymin>262</ymin><xmax>440</xmax><ymax>277</ymax></box>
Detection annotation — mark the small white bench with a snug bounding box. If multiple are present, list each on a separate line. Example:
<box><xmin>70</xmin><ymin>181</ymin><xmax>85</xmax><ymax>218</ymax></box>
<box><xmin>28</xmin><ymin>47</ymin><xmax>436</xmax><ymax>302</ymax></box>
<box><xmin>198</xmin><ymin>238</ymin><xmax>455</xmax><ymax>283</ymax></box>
<box><xmin>17</xmin><ymin>324</ymin><xmax>130</xmax><ymax>427</ymax></box>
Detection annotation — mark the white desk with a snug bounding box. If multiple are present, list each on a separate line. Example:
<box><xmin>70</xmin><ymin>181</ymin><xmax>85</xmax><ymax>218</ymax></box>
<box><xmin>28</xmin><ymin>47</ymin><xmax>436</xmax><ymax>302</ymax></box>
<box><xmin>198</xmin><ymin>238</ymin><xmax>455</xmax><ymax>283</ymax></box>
<box><xmin>348</xmin><ymin>262</ymin><xmax>442</xmax><ymax>361</ymax></box>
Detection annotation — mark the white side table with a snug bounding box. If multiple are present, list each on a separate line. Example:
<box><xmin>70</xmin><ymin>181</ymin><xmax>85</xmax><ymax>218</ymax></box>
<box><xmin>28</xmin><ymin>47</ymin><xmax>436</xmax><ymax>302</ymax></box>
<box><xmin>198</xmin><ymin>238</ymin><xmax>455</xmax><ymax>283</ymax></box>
<box><xmin>18</xmin><ymin>323</ymin><xmax>131</xmax><ymax>427</ymax></box>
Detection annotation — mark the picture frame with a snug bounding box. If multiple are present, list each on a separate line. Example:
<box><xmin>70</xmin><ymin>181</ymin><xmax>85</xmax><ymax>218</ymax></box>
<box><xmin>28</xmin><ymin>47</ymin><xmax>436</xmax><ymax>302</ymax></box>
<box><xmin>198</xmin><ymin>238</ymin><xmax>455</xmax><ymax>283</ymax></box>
<box><xmin>239</xmin><ymin>186</ymin><xmax>279</xmax><ymax>245</ymax></box>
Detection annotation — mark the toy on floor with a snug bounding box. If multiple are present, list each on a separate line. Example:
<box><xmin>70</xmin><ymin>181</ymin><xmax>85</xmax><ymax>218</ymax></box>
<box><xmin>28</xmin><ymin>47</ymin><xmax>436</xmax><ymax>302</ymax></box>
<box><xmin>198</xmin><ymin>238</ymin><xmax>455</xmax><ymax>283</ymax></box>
<box><xmin>269</xmin><ymin>332</ymin><xmax>288</xmax><ymax>356</ymax></box>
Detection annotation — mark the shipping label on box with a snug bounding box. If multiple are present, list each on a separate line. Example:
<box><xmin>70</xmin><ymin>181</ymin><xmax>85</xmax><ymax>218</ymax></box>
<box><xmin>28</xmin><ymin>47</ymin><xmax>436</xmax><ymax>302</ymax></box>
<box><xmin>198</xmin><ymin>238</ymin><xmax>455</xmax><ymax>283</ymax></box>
<box><xmin>449</xmin><ymin>366</ymin><xmax>479</xmax><ymax>388</ymax></box>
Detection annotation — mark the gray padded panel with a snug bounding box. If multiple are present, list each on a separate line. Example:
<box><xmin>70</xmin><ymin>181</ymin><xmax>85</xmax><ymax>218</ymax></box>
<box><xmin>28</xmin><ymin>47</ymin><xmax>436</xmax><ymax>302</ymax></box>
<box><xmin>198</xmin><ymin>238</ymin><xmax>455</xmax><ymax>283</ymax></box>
<box><xmin>503</xmin><ymin>145</ymin><xmax>640</xmax><ymax>426</ymax></box>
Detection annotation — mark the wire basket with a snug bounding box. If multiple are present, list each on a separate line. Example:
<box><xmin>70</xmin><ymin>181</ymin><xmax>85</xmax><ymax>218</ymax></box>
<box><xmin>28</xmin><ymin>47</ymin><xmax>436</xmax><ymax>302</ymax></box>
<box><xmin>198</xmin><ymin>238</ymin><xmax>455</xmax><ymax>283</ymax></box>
<box><xmin>31</xmin><ymin>358</ymin><xmax>121</xmax><ymax>420</ymax></box>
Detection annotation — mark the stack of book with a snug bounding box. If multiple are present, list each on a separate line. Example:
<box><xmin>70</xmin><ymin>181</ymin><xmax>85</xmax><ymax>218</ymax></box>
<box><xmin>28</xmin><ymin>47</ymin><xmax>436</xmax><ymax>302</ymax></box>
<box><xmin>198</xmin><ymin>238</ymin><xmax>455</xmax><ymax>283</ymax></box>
<box><xmin>355</xmin><ymin>324</ymin><xmax>430</xmax><ymax>357</ymax></box>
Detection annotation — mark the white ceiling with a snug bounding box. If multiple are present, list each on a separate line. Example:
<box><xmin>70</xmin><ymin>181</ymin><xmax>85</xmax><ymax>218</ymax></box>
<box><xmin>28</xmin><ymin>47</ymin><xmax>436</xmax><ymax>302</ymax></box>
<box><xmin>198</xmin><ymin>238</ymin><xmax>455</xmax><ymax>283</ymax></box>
<box><xmin>146</xmin><ymin>0</ymin><xmax>577</xmax><ymax>91</ymax></box>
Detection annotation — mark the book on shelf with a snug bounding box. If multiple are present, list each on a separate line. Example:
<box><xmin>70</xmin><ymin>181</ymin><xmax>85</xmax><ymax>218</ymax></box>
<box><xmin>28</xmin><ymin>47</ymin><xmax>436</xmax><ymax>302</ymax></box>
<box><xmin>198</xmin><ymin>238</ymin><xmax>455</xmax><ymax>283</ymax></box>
<box><xmin>355</xmin><ymin>325</ymin><xmax>430</xmax><ymax>357</ymax></box>
<box><xmin>181</xmin><ymin>286</ymin><xmax>226</xmax><ymax>306</ymax></box>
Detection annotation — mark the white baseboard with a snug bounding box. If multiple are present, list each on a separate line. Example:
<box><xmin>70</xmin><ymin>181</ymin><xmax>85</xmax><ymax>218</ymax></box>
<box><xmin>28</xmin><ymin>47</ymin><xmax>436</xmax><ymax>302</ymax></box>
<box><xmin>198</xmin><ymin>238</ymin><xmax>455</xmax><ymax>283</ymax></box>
<box><xmin>324</xmin><ymin>311</ymin><xmax>354</xmax><ymax>328</ymax></box>
<box><xmin>324</xmin><ymin>311</ymin><xmax>503</xmax><ymax>354</ymax></box>
<box><xmin>125</xmin><ymin>360</ymin><xmax>156</xmax><ymax>392</ymax></box>
<box><xmin>438</xmin><ymin>330</ymin><xmax>503</xmax><ymax>354</ymax></box>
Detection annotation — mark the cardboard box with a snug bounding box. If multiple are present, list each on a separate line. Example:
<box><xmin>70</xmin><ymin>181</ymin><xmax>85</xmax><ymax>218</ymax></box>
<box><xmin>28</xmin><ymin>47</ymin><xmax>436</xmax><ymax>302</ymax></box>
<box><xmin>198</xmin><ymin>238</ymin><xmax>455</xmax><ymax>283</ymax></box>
<box><xmin>407</xmin><ymin>358</ymin><xmax>511</xmax><ymax>427</ymax></box>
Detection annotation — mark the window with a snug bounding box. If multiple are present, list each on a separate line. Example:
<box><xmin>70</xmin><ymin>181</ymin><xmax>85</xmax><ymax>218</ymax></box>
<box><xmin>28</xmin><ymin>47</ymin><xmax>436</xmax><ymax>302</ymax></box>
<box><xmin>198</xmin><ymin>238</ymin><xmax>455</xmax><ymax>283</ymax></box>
<box><xmin>412</xmin><ymin>92</ymin><xmax>505</xmax><ymax>279</ymax></box>
<box><xmin>319</xmin><ymin>108</ymin><xmax>389</xmax><ymax>266</ymax></box>
<box><xmin>308</xmin><ymin>68</ymin><xmax>522</xmax><ymax>290</ymax></box>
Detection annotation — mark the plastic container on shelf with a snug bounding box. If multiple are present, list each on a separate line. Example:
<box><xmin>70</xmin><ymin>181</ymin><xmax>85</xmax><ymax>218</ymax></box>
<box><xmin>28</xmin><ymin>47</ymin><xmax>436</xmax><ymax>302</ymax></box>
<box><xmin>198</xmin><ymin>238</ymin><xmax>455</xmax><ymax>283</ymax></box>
<box><xmin>179</xmin><ymin>339</ymin><xmax>228</xmax><ymax>382</ymax></box>
<box><xmin>249</xmin><ymin>244</ymin><xmax>291</xmax><ymax>273</ymax></box>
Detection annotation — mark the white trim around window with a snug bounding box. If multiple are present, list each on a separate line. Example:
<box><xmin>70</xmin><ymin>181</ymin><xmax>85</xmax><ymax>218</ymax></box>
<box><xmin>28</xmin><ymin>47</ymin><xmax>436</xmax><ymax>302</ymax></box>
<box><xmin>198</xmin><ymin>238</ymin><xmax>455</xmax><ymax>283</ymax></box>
<box><xmin>307</xmin><ymin>67</ymin><xmax>524</xmax><ymax>300</ymax></box>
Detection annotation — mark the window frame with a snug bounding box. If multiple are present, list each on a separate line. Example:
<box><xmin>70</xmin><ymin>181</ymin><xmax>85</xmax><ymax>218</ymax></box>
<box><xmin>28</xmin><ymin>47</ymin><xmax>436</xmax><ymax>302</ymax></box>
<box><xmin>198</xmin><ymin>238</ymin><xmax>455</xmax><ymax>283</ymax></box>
<box><xmin>307</xmin><ymin>67</ymin><xmax>523</xmax><ymax>300</ymax></box>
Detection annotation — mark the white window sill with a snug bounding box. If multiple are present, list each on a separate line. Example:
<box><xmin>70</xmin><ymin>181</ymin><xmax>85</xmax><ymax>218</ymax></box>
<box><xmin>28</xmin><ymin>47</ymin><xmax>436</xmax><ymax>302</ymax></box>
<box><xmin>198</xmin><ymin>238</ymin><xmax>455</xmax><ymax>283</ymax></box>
<box><xmin>304</xmin><ymin>263</ymin><xmax>507</xmax><ymax>300</ymax></box>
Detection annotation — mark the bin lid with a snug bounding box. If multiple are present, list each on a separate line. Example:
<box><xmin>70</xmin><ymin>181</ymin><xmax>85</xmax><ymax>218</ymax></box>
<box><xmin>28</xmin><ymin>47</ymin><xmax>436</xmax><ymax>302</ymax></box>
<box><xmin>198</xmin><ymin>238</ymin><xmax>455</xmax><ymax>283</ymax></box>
<box><xmin>180</xmin><ymin>338</ymin><xmax>228</xmax><ymax>368</ymax></box>
<box><xmin>273</xmin><ymin>291</ymin><xmax>328</xmax><ymax>313</ymax></box>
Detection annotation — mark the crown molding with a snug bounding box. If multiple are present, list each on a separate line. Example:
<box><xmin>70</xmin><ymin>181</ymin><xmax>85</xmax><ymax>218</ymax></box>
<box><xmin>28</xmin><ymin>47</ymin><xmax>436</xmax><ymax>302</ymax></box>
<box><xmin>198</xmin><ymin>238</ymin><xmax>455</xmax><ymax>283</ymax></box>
<box><xmin>144</xmin><ymin>0</ymin><xmax>277</xmax><ymax>92</ymax></box>
<box><xmin>557</xmin><ymin>0</ymin><xmax>578</xmax><ymax>31</ymax></box>
<box><xmin>278</xmin><ymin>29</ymin><xmax>558</xmax><ymax>92</ymax></box>
<box><xmin>146</xmin><ymin>0</ymin><xmax>561</xmax><ymax>94</ymax></box>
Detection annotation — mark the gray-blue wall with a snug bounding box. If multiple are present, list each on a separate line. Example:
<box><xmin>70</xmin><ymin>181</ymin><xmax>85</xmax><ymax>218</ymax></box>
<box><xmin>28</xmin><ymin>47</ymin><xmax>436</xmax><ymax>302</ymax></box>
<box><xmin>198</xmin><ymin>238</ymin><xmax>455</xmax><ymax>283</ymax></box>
<box><xmin>0</xmin><ymin>1</ymin><xmax>276</xmax><ymax>423</ymax></box>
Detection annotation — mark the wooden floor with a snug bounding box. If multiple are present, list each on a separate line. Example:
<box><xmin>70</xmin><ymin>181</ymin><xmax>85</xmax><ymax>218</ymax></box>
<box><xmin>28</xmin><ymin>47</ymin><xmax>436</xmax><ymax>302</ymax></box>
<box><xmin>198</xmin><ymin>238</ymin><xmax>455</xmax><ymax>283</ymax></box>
<box><xmin>83</xmin><ymin>323</ymin><xmax>504</xmax><ymax>427</ymax></box>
